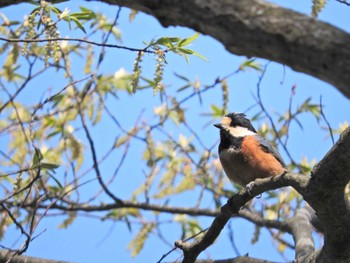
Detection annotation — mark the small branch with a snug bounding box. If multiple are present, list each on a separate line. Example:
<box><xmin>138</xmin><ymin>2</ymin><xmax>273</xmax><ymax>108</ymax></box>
<box><xmin>0</xmin><ymin>36</ymin><xmax>154</xmax><ymax>53</ymax></box>
<box><xmin>319</xmin><ymin>96</ymin><xmax>335</xmax><ymax>145</ymax></box>
<box><xmin>0</xmin><ymin>58</ymin><xmax>45</xmax><ymax>114</ymax></box>
<box><xmin>255</xmin><ymin>63</ymin><xmax>298</xmax><ymax>167</ymax></box>
<box><xmin>335</xmin><ymin>0</ymin><xmax>350</xmax><ymax>6</ymax></box>
<box><xmin>77</xmin><ymin>92</ymin><xmax>123</xmax><ymax>205</ymax></box>
<box><xmin>5</xmin><ymin>191</ymin><xmax>298</xmax><ymax>235</ymax></box>
<box><xmin>227</xmin><ymin>222</ymin><xmax>241</xmax><ymax>256</ymax></box>
<box><xmin>157</xmin><ymin>228</ymin><xmax>208</xmax><ymax>263</ymax></box>
<box><xmin>195</xmin><ymin>256</ymin><xmax>276</xmax><ymax>263</ymax></box>
<box><xmin>290</xmin><ymin>207</ymin><xmax>315</xmax><ymax>259</ymax></box>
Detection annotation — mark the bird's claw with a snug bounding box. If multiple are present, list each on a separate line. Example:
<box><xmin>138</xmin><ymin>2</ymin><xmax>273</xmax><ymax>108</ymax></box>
<box><xmin>245</xmin><ymin>181</ymin><xmax>262</xmax><ymax>198</ymax></box>
<box><xmin>245</xmin><ymin>182</ymin><xmax>255</xmax><ymax>195</ymax></box>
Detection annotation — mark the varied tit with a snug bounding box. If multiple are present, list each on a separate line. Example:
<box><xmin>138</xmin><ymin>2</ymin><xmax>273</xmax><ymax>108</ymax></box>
<box><xmin>214</xmin><ymin>112</ymin><xmax>286</xmax><ymax>188</ymax></box>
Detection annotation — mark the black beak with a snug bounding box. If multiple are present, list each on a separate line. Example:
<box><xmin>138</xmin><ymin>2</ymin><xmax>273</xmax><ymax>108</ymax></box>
<box><xmin>214</xmin><ymin>123</ymin><xmax>223</xmax><ymax>129</ymax></box>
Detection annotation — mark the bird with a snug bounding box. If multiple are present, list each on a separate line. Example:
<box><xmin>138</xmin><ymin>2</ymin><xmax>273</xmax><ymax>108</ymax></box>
<box><xmin>214</xmin><ymin>112</ymin><xmax>286</xmax><ymax>189</ymax></box>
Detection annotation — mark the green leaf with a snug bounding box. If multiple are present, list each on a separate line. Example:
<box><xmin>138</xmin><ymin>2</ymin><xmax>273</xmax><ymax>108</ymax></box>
<box><xmin>115</xmin><ymin>135</ymin><xmax>128</xmax><ymax>148</ymax></box>
<box><xmin>48</xmin><ymin>173</ymin><xmax>63</xmax><ymax>189</ymax></box>
<box><xmin>30</xmin><ymin>6</ymin><xmax>41</xmax><ymax>15</ymax></box>
<box><xmin>178</xmin><ymin>33</ymin><xmax>199</xmax><ymax>47</ymax></box>
<box><xmin>41</xmin><ymin>162</ymin><xmax>60</xmax><ymax>171</ymax></box>
<box><xmin>190</xmin><ymin>50</ymin><xmax>208</xmax><ymax>61</ymax></box>
<box><xmin>177</xmin><ymin>84</ymin><xmax>192</xmax><ymax>92</ymax></box>
<box><xmin>70</xmin><ymin>9</ymin><xmax>96</xmax><ymax>20</ymax></box>
<box><xmin>129</xmin><ymin>10</ymin><xmax>138</xmax><ymax>22</ymax></box>
<box><xmin>174</xmin><ymin>215</ymin><xmax>202</xmax><ymax>240</ymax></box>
<box><xmin>58</xmin><ymin>212</ymin><xmax>77</xmax><ymax>229</ymax></box>
<box><xmin>78</xmin><ymin>6</ymin><xmax>97</xmax><ymax>19</ymax></box>
<box><xmin>128</xmin><ymin>223</ymin><xmax>154</xmax><ymax>257</ymax></box>
<box><xmin>174</xmin><ymin>72</ymin><xmax>190</xmax><ymax>82</ymax></box>
<box><xmin>67</xmin><ymin>16</ymin><xmax>86</xmax><ymax>33</ymax></box>
<box><xmin>174</xmin><ymin>47</ymin><xmax>207</xmax><ymax>63</ymax></box>
<box><xmin>308</xmin><ymin>106</ymin><xmax>321</xmax><ymax>122</ymax></box>
<box><xmin>210</xmin><ymin>104</ymin><xmax>224</xmax><ymax>118</ymax></box>
<box><xmin>155</xmin><ymin>37</ymin><xmax>180</xmax><ymax>46</ymax></box>
<box><xmin>32</xmin><ymin>148</ymin><xmax>43</xmax><ymax>167</ymax></box>
<box><xmin>311</xmin><ymin>0</ymin><xmax>327</xmax><ymax>17</ymax></box>
<box><xmin>177</xmin><ymin>47</ymin><xmax>194</xmax><ymax>55</ymax></box>
<box><xmin>51</xmin><ymin>93</ymin><xmax>65</xmax><ymax>107</ymax></box>
<box><xmin>50</xmin><ymin>6</ymin><xmax>63</xmax><ymax>16</ymax></box>
<box><xmin>239</xmin><ymin>58</ymin><xmax>262</xmax><ymax>71</ymax></box>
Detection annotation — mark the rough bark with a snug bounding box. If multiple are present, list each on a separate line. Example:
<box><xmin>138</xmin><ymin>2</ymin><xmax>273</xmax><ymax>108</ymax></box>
<box><xmin>97</xmin><ymin>0</ymin><xmax>350</xmax><ymax>99</ymax></box>
<box><xmin>0</xmin><ymin>250</ymin><xmax>70</xmax><ymax>263</ymax></box>
<box><xmin>304</xmin><ymin>127</ymin><xmax>350</xmax><ymax>262</ymax></box>
<box><xmin>1</xmin><ymin>1</ymin><xmax>350</xmax><ymax>98</ymax></box>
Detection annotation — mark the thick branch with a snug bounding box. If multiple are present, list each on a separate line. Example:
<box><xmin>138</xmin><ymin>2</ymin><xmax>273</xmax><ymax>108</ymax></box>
<box><xmin>5</xmin><ymin>198</ymin><xmax>290</xmax><ymax>232</ymax></box>
<box><xmin>304</xmin><ymin>127</ymin><xmax>350</xmax><ymax>262</ymax></box>
<box><xmin>196</xmin><ymin>258</ymin><xmax>275</xmax><ymax>263</ymax></box>
<box><xmin>290</xmin><ymin>207</ymin><xmax>315</xmax><ymax>259</ymax></box>
<box><xmin>1</xmin><ymin>1</ymin><xmax>350</xmax><ymax>97</ymax></box>
<box><xmin>99</xmin><ymin>0</ymin><xmax>350</xmax><ymax>98</ymax></box>
<box><xmin>0</xmin><ymin>250</ymin><xmax>70</xmax><ymax>263</ymax></box>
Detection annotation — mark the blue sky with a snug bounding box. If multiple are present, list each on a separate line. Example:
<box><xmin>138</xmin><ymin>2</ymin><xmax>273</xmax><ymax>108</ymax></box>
<box><xmin>1</xmin><ymin>1</ymin><xmax>349</xmax><ymax>262</ymax></box>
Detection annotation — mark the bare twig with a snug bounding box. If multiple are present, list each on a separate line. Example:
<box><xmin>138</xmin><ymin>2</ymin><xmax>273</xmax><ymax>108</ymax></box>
<box><xmin>0</xmin><ymin>36</ymin><xmax>154</xmax><ymax>53</ymax></box>
<box><xmin>319</xmin><ymin>96</ymin><xmax>335</xmax><ymax>145</ymax></box>
<box><xmin>157</xmin><ymin>227</ymin><xmax>209</xmax><ymax>263</ymax></box>
<box><xmin>335</xmin><ymin>0</ymin><xmax>350</xmax><ymax>6</ymax></box>
<box><xmin>255</xmin><ymin>63</ymin><xmax>298</xmax><ymax>166</ymax></box>
<box><xmin>77</xmin><ymin>93</ymin><xmax>123</xmax><ymax>205</ymax></box>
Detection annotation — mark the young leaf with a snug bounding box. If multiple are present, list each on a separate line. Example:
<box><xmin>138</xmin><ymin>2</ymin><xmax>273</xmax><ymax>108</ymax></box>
<box><xmin>190</xmin><ymin>50</ymin><xmax>208</xmax><ymax>61</ymax></box>
<box><xmin>210</xmin><ymin>104</ymin><xmax>224</xmax><ymax>118</ymax></box>
<box><xmin>127</xmin><ymin>223</ymin><xmax>154</xmax><ymax>257</ymax></box>
<box><xmin>67</xmin><ymin>15</ymin><xmax>86</xmax><ymax>33</ymax></box>
<box><xmin>48</xmin><ymin>173</ymin><xmax>63</xmax><ymax>189</ymax></box>
<box><xmin>155</xmin><ymin>37</ymin><xmax>180</xmax><ymax>46</ymax></box>
<box><xmin>239</xmin><ymin>58</ymin><xmax>262</xmax><ymax>72</ymax></box>
<box><xmin>178</xmin><ymin>33</ymin><xmax>199</xmax><ymax>47</ymax></box>
<box><xmin>311</xmin><ymin>0</ymin><xmax>327</xmax><ymax>17</ymax></box>
<box><xmin>174</xmin><ymin>72</ymin><xmax>190</xmax><ymax>82</ymax></box>
<box><xmin>58</xmin><ymin>212</ymin><xmax>77</xmax><ymax>229</ymax></box>
<box><xmin>41</xmin><ymin>162</ymin><xmax>60</xmax><ymax>170</ymax></box>
<box><xmin>32</xmin><ymin>148</ymin><xmax>43</xmax><ymax>167</ymax></box>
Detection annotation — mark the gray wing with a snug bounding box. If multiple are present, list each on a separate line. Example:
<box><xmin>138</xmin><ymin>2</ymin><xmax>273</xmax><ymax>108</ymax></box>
<box><xmin>255</xmin><ymin>135</ymin><xmax>286</xmax><ymax>167</ymax></box>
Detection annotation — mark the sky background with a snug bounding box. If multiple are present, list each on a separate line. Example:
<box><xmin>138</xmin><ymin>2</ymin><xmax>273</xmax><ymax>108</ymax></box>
<box><xmin>1</xmin><ymin>1</ymin><xmax>350</xmax><ymax>262</ymax></box>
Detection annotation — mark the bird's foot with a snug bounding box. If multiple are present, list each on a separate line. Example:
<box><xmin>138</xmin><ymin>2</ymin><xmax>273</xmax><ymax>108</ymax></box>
<box><xmin>245</xmin><ymin>181</ymin><xmax>254</xmax><ymax>195</ymax></box>
<box><xmin>245</xmin><ymin>181</ymin><xmax>262</xmax><ymax>198</ymax></box>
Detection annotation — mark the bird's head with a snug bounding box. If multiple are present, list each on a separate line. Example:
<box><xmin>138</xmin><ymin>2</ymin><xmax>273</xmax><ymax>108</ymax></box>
<box><xmin>214</xmin><ymin>112</ymin><xmax>257</xmax><ymax>139</ymax></box>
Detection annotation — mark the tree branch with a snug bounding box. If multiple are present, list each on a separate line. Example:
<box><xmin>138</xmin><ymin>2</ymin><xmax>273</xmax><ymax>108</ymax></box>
<box><xmin>304</xmin><ymin>126</ymin><xmax>350</xmax><ymax>262</ymax></box>
<box><xmin>2</xmin><ymin>1</ymin><xmax>350</xmax><ymax>97</ymax></box>
<box><xmin>83</xmin><ymin>0</ymin><xmax>350</xmax><ymax>98</ymax></box>
<box><xmin>290</xmin><ymin>207</ymin><xmax>315</xmax><ymax>259</ymax></box>
<box><xmin>196</xmin><ymin>256</ymin><xmax>276</xmax><ymax>263</ymax></box>
<box><xmin>0</xmin><ymin>249</ymin><xmax>70</xmax><ymax>263</ymax></box>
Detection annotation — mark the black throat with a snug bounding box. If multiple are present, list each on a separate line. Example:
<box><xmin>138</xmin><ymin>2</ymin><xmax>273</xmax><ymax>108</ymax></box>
<box><xmin>218</xmin><ymin>131</ymin><xmax>243</xmax><ymax>152</ymax></box>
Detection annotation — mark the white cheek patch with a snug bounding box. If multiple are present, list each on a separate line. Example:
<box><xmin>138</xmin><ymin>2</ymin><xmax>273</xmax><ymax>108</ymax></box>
<box><xmin>227</xmin><ymin>126</ymin><xmax>256</xmax><ymax>137</ymax></box>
